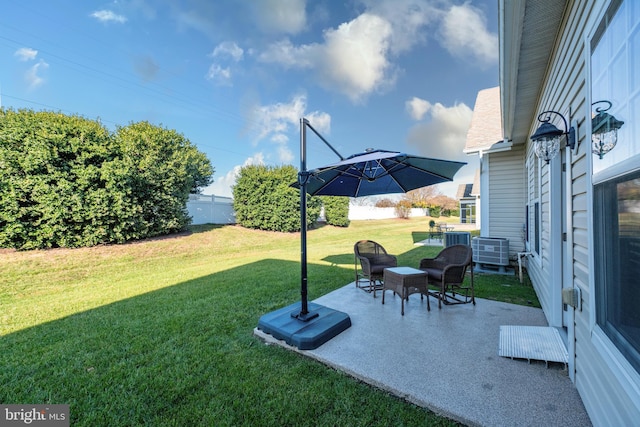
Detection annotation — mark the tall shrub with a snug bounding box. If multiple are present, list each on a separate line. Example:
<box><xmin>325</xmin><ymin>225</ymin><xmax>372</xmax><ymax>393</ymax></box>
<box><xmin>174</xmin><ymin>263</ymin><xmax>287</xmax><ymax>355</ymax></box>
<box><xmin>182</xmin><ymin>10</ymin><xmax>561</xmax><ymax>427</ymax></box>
<box><xmin>394</xmin><ymin>200</ymin><xmax>412</xmax><ymax>219</ymax></box>
<box><xmin>0</xmin><ymin>109</ymin><xmax>213</xmax><ymax>249</ymax></box>
<box><xmin>232</xmin><ymin>165</ymin><xmax>320</xmax><ymax>232</ymax></box>
<box><xmin>320</xmin><ymin>196</ymin><xmax>350</xmax><ymax>227</ymax></box>
<box><xmin>0</xmin><ymin>110</ymin><xmax>115</xmax><ymax>249</ymax></box>
<box><xmin>112</xmin><ymin>121</ymin><xmax>213</xmax><ymax>239</ymax></box>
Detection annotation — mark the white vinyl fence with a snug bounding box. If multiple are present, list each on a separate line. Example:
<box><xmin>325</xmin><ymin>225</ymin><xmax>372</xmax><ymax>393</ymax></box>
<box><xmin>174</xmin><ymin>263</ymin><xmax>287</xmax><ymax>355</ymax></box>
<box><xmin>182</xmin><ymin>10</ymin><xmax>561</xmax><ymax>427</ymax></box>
<box><xmin>187</xmin><ymin>194</ymin><xmax>236</xmax><ymax>225</ymax></box>
<box><xmin>348</xmin><ymin>206</ymin><xmax>429</xmax><ymax>220</ymax></box>
<box><xmin>187</xmin><ymin>197</ymin><xmax>429</xmax><ymax>225</ymax></box>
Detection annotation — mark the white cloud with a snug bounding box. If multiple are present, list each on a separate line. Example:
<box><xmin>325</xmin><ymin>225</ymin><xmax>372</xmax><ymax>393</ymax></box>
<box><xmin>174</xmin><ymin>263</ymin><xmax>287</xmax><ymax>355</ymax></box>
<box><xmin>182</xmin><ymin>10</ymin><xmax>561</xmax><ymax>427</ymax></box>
<box><xmin>212</xmin><ymin>41</ymin><xmax>244</xmax><ymax>62</ymax></box>
<box><xmin>256</xmin><ymin>1</ymin><xmax>497</xmax><ymax>101</ymax></box>
<box><xmin>206</xmin><ymin>64</ymin><xmax>232</xmax><ymax>85</ymax></box>
<box><xmin>250</xmin><ymin>0</ymin><xmax>306</xmax><ymax>34</ymax></box>
<box><xmin>259</xmin><ymin>13</ymin><xmax>393</xmax><ymax>102</ymax></box>
<box><xmin>438</xmin><ymin>3</ymin><xmax>498</xmax><ymax>67</ymax></box>
<box><xmin>406</xmin><ymin>97</ymin><xmax>432</xmax><ymax>121</ymax></box>
<box><xmin>175</xmin><ymin>9</ymin><xmax>216</xmax><ymax>38</ymax></box>
<box><xmin>320</xmin><ymin>13</ymin><xmax>393</xmax><ymax>102</ymax></box>
<box><xmin>14</xmin><ymin>47</ymin><xmax>48</xmax><ymax>89</ymax></box>
<box><xmin>25</xmin><ymin>60</ymin><xmax>49</xmax><ymax>90</ymax></box>
<box><xmin>406</xmin><ymin>101</ymin><xmax>473</xmax><ymax>162</ymax></box>
<box><xmin>306</xmin><ymin>111</ymin><xmax>331</xmax><ymax>135</ymax></box>
<box><xmin>202</xmin><ymin>153</ymin><xmax>265</xmax><ymax>197</ymax></box>
<box><xmin>258</xmin><ymin>39</ymin><xmax>314</xmax><ymax>68</ymax></box>
<box><xmin>277</xmin><ymin>145</ymin><xmax>294</xmax><ymax>163</ymax></box>
<box><xmin>358</xmin><ymin>0</ymin><xmax>437</xmax><ymax>54</ymax></box>
<box><xmin>250</xmin><ymin>94</ymin><xmax>307</xmax><ymax>142</ymax></box>
<box><xmin>90</xmin><ymin>10</ymin><xmax>127</xmax><ymax>24</ymax></box>
<box><xmin>14</xmin><ymin>47</ymin><xmax>38</xmax><ymax>61</ymax></box>
<box><xmin>207</xmin><ymin>42</ymin><xmax>244</xmax><ymax>85</ymax></box>
<box><xmin>247</xmin><ymin>93</ymin><xmax>331</xmax><ymax>164</ymax></box>
<box><xmin>406</xmin><ymin>100</ymin><xmax>476</xmax><ymax>198</ymax></box>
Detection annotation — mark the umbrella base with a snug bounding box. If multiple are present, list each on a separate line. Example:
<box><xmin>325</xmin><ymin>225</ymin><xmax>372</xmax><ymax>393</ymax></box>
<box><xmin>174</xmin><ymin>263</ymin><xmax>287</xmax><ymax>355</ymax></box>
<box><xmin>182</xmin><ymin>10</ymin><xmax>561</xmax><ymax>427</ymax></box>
<box><xmin>257</xmin><ymin>302</ymin><xmax>351</xmax><ymax>350</ymax></box>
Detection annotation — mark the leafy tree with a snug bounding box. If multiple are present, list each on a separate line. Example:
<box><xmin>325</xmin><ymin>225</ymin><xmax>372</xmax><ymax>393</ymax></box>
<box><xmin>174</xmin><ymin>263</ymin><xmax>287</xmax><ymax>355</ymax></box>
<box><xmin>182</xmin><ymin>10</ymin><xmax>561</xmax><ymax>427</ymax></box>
<box><xmin>403</xmin><ymin>186</ymin><xmax>440</xmax><ymax>208</ymax></box>
<box><xmin>0</xmin><ymin>109</ymin><xmax>213</xmax><ymax>249</ymax></box>
<box><xmin>401</xmin><ymin>185</ymin><xmax>458</xmax><ymax>217</ymax></box>
<box><xmin>375</xmin><ymin>198</ymin><xmax>396</xmax><ymax>208</ymax></box>
<box><xmin>320</xmin><ymin>196</ymin><xmax>350</xmax><ymax>227</ymax></box>
<box><xmin>394</xmin><ymin>200</ymin><xmax>412</xmax><ymax>219</ymax></box>
<box><xmin>432</xmin><ymin>194</ymin><xmax>458</xmax><ymax>217</ymax></box>
<box><xmin>232</xmin><ymin>164</ymin><xmax>321</xmax><ymax>232</ymax></box>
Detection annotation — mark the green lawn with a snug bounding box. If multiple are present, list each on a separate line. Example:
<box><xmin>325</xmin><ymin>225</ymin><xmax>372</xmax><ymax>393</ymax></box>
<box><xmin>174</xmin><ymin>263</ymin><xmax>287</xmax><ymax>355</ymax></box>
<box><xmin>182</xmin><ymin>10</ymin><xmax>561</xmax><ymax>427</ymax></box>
<box><xmin>0</xmin><ymin>217</ymin><xmax>538</xmax><ymax>426</ymax></box>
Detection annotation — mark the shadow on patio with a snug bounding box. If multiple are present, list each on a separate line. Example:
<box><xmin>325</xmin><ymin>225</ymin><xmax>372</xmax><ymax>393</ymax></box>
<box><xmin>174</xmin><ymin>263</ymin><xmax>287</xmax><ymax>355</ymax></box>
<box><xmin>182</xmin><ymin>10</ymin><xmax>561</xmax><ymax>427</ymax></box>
<box><xmin>255</xmin><ymin>282</ymin><xmax>592</xmax><ymax>427</ymax></box>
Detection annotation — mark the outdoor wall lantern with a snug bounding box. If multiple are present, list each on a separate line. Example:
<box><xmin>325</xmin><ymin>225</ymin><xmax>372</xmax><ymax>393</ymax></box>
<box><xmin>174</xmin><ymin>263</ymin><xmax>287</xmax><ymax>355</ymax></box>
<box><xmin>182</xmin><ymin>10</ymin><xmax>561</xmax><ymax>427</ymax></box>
<box><xmin>591</xmin><ymin>100</ymin><xmax>625</xmax><ymax>159</ymax></box>
<box><xmin>530</xmin><ymin>110</ymin><xmax>576</xmax><ymax>164</ymax></box>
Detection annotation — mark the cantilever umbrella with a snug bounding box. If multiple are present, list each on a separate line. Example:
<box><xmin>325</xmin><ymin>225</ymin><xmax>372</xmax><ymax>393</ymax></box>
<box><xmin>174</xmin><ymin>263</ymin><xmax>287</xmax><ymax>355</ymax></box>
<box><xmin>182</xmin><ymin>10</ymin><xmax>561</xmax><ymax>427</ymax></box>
<box><xmin>301</xmin><ymin>148</ymin><xmax>466</xmax><ymax>197</ymax></box>
<box><xmin>294</xmin><ymin>146</ymin><xmax>466</xmax><ymax>314</ymax></box>
<box><xmin>258</xmin><ymin>118</ymin><xmax>466</xmax><ymax>350</ymax></box>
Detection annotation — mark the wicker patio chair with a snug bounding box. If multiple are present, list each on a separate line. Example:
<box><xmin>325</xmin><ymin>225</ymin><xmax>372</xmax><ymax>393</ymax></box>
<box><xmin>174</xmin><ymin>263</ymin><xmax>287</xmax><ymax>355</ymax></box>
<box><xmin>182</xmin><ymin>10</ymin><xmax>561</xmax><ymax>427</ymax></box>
<box><xmin>354</xmin><ymin>240</ymin><xmax>398</xmax><ymax>297</ymax></box>
<box><xmin>418</xmin><ymin>244</ymin><xmax>474</xmax><ymax>308</ymax></box>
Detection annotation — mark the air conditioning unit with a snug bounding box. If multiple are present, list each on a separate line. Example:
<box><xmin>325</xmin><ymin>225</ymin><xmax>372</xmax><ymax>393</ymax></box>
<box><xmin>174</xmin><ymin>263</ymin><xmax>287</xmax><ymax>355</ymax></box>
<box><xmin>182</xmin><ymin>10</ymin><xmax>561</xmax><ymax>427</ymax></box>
<box><xmin>444</xmin><ymin>231</ymin><xmax>471</xmax><ymax>247</ymax></box>
<box><xmin>472</xmin><ymin>237</ymin><xmax>510</xmax><ymax>272</ymax></box>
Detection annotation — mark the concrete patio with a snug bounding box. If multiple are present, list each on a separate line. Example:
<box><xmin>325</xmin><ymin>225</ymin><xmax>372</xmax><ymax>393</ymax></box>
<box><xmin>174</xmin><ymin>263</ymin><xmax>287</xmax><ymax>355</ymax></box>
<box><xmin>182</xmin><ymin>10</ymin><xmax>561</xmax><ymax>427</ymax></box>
<box><xmin>254</xmin><ymin>283</ymin><xmax>592</xmax><ymax>427</ymax></box>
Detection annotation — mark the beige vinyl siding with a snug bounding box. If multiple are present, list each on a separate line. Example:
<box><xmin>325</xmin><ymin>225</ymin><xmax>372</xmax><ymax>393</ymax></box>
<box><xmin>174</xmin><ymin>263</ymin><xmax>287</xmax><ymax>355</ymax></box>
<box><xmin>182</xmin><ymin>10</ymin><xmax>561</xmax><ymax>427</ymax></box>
<box><xmin>531</xmin><ymin>0</ymin><xmax>640</xmax><ymax>423</ymax></box>
<box><xmin>486</xmin><ymin>145</ymin><xmax>526</xmax><ymax>259</ymax></box>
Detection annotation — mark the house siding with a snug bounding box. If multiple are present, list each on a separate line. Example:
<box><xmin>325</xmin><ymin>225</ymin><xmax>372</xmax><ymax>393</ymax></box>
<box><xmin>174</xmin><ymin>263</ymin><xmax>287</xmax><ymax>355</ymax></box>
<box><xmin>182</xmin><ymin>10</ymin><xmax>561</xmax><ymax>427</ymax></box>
<box><xmin>525</xmin><ymin>0</ymin><xmax>640</xmax><ymax>424</ymax></box>
<box><xmin>486</xmin><ymin>145</ymin><xmax>526</xmax><ymax>259</ymax></box>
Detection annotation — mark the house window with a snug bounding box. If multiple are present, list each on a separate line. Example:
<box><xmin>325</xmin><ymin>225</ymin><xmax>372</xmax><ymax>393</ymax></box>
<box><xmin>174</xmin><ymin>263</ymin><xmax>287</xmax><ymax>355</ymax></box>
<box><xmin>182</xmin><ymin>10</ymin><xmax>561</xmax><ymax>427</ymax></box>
<box><xmin>592</xmin><ymin>0</ymin><xmax>640</xmax><ymax>374</ymax></box>
<box><xmin>594</xmin><ymin>172</ymin><xmax>640</xmax><ymax>373</ymax></box>
<box><xmin>460</xmin><ymin>201</ymin><xmax>476</xmax><ymax>224</ymax></box>
<box><xmin>526</xmin><ymin>155</ymin><xmax>541</xmax><ymax>255</ymax></box>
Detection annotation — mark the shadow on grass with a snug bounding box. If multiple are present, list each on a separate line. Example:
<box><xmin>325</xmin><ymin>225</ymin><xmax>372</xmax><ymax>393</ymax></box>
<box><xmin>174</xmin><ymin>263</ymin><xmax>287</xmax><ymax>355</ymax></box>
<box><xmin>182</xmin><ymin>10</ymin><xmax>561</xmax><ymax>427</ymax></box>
<box><xmin>1</xmin><ymin>258</ymin><xmax>450</xmax><ymax>426</ymax></box>
<box><xmin>411</xmin><ymin>231</ymin><xmax>429</xmax><ymax>243</ymax></box>
<box><xmin>1</xmin><ymin>233</ymin><xmax>537</xmax><ymax>426</ymax></box>
<box><xmin>187</xmin><ymin>223</ymin><xmax>228</xmax><ymax>234</ymax></box>
<box><xmin>322</xmin><ymin>253</ymin><xmax>354</xmax><ymax>266</ymax></box>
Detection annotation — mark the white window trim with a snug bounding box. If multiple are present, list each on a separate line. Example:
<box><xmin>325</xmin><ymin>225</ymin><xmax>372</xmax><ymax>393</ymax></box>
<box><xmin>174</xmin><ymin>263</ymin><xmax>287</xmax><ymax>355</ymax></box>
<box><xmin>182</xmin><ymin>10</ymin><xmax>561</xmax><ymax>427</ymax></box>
<box><xmin>526</xmin><ymin>152</ymin><xmax>542</xmax><ymax>265</ymax></box>
<box><xmin>587</xmin><ymin>0</ymin><xmax>640</xmax><ymax>391</ymax></box>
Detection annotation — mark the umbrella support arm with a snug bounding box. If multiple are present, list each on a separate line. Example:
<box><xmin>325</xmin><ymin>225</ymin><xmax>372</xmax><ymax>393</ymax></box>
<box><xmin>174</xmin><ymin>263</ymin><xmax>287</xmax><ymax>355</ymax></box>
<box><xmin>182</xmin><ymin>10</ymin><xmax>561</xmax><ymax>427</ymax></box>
<box><xmin>303</xmin><ymin>119</ymin><xmax>345</xmax><ymax>161</ymax></box>
<box><xmin>292</xmin><ymin>118</ymin><xmax>345</xmax><ymax>321</ymax></box>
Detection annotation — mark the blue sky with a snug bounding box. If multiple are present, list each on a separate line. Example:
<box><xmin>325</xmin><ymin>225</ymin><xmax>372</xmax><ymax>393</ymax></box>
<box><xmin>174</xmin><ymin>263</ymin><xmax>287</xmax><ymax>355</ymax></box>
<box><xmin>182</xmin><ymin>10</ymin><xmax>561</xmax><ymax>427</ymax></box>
<box><xmin>1</xmin><ymin>0</ymin><xmax>498</xmax><ymax>199</ymax></box>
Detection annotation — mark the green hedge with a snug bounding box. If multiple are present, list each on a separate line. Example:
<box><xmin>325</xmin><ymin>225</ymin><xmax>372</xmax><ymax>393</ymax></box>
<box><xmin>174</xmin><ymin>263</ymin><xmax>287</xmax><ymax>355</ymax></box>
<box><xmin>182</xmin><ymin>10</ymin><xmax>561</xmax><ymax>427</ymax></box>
<box><xmin>320</xmin><ymin>196</ymin><xmax>350</xmax><ymax>227</ymax></box>
<box><xmin>232</xmin><ymin>165</ymin><xmax>321</xmax><ymax>232</ymax></box>
<box><xmin>0</xmin><ymin>109</ymin><xmax>213</xmax><ymax>249</ymax></box>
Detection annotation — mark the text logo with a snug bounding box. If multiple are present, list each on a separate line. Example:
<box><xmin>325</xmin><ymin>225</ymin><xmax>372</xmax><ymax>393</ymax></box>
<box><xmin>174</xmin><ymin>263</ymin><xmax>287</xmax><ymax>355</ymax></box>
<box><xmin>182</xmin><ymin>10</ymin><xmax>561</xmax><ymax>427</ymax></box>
<box><xmin>1</xmin><ymin>405</ymin><xmax>69</xmax><ymax>427</ymax></box>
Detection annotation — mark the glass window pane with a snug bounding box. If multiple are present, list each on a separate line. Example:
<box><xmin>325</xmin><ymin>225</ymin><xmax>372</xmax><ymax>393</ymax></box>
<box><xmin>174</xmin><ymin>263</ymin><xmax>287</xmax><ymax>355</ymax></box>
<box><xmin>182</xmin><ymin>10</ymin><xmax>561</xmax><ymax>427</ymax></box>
<box><xmin>595</xmin><ymin>172</ymin><xmax>640</xmax><ymax>373</ymax></box>
<box><xmin>592</xmin><ymin>0</ymin><xmax>640</xmax><ymax>374</ymax></box>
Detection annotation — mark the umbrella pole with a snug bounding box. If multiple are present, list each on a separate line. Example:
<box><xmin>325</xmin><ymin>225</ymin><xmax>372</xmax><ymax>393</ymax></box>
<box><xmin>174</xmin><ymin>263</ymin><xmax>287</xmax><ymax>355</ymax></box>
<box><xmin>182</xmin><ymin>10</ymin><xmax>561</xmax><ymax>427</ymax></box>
<box><xmin>293</xmin><ymin>118</ymin><xmax>318</xmax><ymax>321</ymax></box>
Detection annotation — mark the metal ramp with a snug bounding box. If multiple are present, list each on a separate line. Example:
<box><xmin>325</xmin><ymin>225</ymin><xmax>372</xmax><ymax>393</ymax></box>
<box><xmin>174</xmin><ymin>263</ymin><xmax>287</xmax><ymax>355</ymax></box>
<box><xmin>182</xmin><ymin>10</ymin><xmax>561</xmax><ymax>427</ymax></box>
<box><xmin>499</xmin><ymin>325</ymin><xmax>568</xmax><ymax>368</ymax></box>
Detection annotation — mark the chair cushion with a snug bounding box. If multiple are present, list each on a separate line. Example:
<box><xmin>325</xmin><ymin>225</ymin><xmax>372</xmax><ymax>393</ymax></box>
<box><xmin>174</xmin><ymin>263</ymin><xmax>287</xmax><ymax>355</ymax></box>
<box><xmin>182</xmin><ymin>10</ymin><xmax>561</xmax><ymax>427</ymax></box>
<box><xmin>421</xmin><ymin>267</ymin><xmax>443</xmax><ymax>281</ymax></box>
<box><xmin>371</xmin><ymin>264</ymin><xmax>395</xmax><ymax>274</ymax></box>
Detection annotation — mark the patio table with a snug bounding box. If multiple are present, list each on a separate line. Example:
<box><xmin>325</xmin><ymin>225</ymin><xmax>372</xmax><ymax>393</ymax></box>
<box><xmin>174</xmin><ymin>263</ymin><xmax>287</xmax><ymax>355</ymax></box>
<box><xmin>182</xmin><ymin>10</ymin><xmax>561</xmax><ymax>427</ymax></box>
<box><xmin>382</xmin><ymin>267</ymin><xmax>430</xmax><ymax>315</ymax></box>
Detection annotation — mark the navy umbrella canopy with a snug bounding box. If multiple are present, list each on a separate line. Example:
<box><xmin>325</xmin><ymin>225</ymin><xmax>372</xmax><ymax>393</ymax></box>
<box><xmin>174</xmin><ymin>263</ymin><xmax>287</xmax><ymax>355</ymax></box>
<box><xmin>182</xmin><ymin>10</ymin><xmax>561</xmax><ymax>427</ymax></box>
<box><xmin>299</xmin><ymin>149</ymin><xmax>466</xmax><ymax>197</ymax></box>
